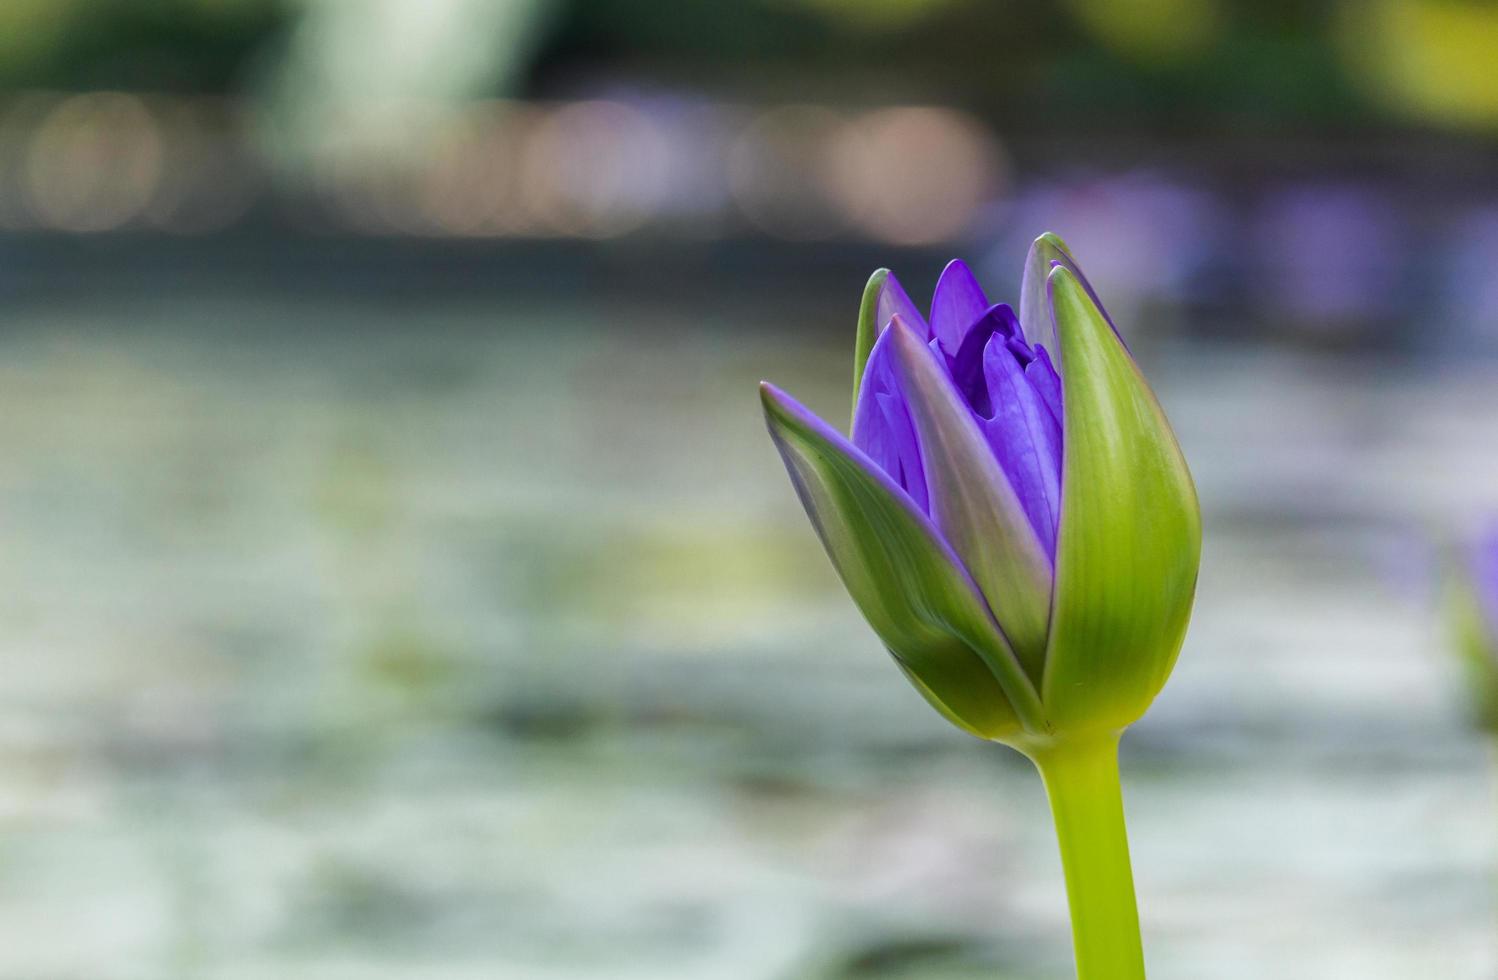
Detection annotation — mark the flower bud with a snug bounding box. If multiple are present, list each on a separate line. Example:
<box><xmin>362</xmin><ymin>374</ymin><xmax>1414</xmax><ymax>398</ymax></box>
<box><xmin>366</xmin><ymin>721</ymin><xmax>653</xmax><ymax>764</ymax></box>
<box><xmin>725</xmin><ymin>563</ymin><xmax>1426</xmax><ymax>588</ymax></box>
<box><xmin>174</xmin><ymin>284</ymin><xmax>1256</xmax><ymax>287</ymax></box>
<box><xmin>761</xmin><ymin>234</ymin><xmax>1201</xmax><ymax>741</ymax></box>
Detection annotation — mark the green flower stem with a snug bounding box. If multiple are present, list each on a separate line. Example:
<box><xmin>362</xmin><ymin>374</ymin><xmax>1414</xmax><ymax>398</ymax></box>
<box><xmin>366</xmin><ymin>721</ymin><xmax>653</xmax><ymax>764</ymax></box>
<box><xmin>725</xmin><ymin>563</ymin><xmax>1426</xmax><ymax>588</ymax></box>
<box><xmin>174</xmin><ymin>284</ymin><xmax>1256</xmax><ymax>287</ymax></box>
<box><xmin>1021</xmin><ymin>731</ymin><xmax>1145</xmax><ymax>980</ymax></box>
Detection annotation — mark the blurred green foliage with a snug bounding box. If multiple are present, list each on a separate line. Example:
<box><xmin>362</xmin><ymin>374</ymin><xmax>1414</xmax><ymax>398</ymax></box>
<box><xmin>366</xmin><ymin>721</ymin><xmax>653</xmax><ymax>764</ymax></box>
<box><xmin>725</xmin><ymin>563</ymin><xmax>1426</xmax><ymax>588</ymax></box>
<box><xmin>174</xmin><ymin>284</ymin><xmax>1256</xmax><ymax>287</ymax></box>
<box><xmin>4</xmin><ymin>0</ymin><xmax>1496</xmax><ymax>134</ymax></box>
<box><xmin>0</xmin><ymin>0</ymin><xmax>279</xmax><ymax>88</ymax></box>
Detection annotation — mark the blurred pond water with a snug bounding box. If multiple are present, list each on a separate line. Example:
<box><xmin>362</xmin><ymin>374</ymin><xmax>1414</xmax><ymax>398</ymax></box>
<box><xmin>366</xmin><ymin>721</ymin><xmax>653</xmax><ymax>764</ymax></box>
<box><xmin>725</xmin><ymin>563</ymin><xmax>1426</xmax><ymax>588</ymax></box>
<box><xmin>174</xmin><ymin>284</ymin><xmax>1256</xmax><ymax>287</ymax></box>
<box><xmin>0</xmin><ymin>281</ymin><xmax>1494</xmax><ymax>978</ymax></box>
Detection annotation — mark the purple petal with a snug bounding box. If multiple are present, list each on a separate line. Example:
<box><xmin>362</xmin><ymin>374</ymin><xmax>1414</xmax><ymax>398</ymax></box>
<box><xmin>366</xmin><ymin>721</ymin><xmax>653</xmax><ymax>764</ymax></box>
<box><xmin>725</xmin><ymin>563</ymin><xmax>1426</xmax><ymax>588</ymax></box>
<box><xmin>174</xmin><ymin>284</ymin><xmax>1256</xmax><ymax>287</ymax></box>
<box><xmin>851</xmin><ymin>327</ymin><xmax>929</xmax><ymax>513</ymax></box>
<box><xmin>978</xmin><ymin>335</ymin><xmax>1063</xmax><ymax>555</ymax></box>
<box><xmin>877</xmin><ymin>271</ymin><xmax>930</xmax><ymax>340</ymax></box>
<box><xmin>876</xmin><ymin>393</ymin><xmax>927</xmax><ymax>512</ymax></box>
<box><xmin>1026</xmin><ymin>345</ymin><xmax>1063</xmax><ymax>425</ymax></box>
<box><xmin>946</xmin><ymin>303</ymin><xmax>1022</xmax><ymax>416</ymax></box>
<box><xmin>929</xmin><ymin>259</ymin><xmax>989</xmax><ymax>357</ymax></box>
<box><xmin>885</xmin><ymin>316</ymin><xmax>1054</xmax><ymax>675</ymax></box>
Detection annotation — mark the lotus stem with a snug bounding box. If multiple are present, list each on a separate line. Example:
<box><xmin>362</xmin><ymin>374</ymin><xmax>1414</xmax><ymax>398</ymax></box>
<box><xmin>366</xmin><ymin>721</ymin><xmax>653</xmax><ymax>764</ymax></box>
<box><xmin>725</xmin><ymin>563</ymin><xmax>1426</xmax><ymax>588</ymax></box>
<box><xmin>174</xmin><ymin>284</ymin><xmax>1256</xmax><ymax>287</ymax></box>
<box><xmin>1021</xmin><ymin>731</ymin><xmax>1146</xmax><ymax>980</ymax></box>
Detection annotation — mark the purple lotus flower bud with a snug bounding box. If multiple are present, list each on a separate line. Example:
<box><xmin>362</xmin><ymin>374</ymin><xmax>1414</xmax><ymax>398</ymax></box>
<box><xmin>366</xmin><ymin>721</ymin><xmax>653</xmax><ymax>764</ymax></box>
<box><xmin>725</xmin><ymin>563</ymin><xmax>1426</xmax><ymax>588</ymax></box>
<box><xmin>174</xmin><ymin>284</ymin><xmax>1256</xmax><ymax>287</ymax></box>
<box><xmin>761</xmin><ymin>233</ymin><xmax>1201</xmax><ymax>741</ymax></box>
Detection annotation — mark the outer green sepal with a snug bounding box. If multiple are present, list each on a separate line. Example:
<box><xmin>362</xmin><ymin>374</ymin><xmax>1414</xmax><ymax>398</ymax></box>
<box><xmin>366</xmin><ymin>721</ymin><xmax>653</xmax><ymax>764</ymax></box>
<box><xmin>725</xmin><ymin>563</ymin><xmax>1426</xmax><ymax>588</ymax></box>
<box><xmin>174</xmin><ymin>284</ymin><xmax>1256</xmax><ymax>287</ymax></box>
<box><xmin>851</xmin><ymin>268</ymin><xmax>890</xmax><ymax>419</ymax></box>
<box><xmin>760</xmin><ymin>381</ymin><xmax>1045</xmax><ymax>736</ymax></box>
<box><xmin>1041</xmin><ymin>266</ymin><xmax>1201</xmax><ymax>732</ymax></box>
<box><xmin>1020</xmin><ymin>231</ymin><xmax>1121</xmax><ymax>361</ymax></box>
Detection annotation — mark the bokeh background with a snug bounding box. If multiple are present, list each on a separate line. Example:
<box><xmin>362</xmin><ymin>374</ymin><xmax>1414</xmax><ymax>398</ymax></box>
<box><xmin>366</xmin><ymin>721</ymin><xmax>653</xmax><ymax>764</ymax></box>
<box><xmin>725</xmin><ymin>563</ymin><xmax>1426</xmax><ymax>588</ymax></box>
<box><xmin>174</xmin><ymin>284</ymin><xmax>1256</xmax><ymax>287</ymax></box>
<box><xmin>1</xmin><ymin>1</ymin><xmax>1497</xmax><ymax>977</ymax></box>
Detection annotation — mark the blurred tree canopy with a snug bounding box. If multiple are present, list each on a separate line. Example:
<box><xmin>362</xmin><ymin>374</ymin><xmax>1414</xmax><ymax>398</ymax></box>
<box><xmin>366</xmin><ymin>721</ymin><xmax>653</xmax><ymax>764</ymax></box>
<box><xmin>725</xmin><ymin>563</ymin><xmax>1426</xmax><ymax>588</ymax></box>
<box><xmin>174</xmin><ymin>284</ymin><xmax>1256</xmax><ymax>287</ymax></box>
<box><xmin>0</xmin><ymin>0</ymin><xmax>281</xmax><ymax>89</ymax></box>
<box><xmin>0</xmin><ymin>0</ymin><xmax>1493</xmax><ymax>137</ymax></box>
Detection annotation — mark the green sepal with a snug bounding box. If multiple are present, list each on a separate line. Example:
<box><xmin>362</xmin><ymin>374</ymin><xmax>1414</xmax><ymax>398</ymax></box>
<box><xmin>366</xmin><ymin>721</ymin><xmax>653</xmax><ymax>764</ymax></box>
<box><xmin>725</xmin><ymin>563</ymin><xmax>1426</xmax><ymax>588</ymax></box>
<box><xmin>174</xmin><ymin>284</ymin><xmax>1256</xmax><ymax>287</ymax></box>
<box><xmin>1020</xmin><ymin>231</ymin><xmax>1120</xmax><ymax>361</ymax></box>
<box><xmin>760</xmin><ymin>382</ymin><xmax>1046</xmax><ymax>737</ymax></box>
<box><xmin>1042</xmin><ymin>266</ymin><xmax>1201</xmax><ymax>732</ymax></box>
<box><xmin>892</xmin><ymin>652</ymin><xmax>1018</xmax><ymax>740</ymax></box>
<box><xmin>1019</xmin><ymin>233</ymin><xmax>1072</xmax><ymax>356</ymax></box>
<box><xmin>851</xmin><ymin>268</ymin><xmax>890</xmax><ymax>420</ymax></box>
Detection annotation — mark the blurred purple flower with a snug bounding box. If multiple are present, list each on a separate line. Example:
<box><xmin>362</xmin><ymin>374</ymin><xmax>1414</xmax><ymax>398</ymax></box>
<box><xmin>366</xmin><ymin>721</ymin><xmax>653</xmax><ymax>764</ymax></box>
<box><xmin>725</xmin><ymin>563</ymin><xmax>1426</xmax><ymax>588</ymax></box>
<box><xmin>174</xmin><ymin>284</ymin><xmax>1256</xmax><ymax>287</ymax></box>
<box><xmin>1253</xmin><ymin>184</ymin><xmax>1404</xmax><ymax>330</ymax></box>
<box><xmin>994</xmin><ymin>173</ymin><xmax>1220</xmax><ymax>319</ymax></box>
<box><xmin>1443</xmin><ymin>206</ymin><xmax>1498</xmax><ymax>353</ymax></box>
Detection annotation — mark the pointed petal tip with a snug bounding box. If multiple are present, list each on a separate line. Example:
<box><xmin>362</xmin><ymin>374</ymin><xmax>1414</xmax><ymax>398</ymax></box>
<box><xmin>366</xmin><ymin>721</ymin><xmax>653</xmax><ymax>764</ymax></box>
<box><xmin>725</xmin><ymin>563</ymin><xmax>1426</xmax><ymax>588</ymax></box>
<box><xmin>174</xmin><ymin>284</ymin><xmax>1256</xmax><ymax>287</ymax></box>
<box><xmin>1045</xmin><ymin>265</ymin><xmax>1117</xmax><ymax>354</ymax></box>
<box><xmin>1043</xmin><ymin>266</ymin><xmax>1075</xmax><ymax>322</ymax></box>
<box><xmin>1047</xmin><ymin>264</ymin><xmax>1112</xmax><ymax>321</ymax></box>
<box><xmin>760</xmin><ymin>382</ymin><xmax>845</xmax><ymax>450</ymax></box>
<box><xmin>877</xmin><ymin>270</ymin><xmax>902</xmax><ymax>304</ymax></box>
<box><xmin>885</xmin><ymin>313</ymin><xmax>932</xmax><ymax>360</ymax></box>
<box><xmin>760</xmin><ymin>380</ymin><xmax>804</xmax><ymax>421</ymax></box>
<box><xmin>875</xmin><ymin>271</ymin><xmax>930</xmax><ymax>340</ymax></box>
<box><xmin>759</xmin><ymin>380</ymin><xmax>799</xmax><ymax>425</ymax></box>
<box><xmin>861</xmin><ymin>268</ymin><xmax>892</xmax><ymax>311</ymax></box>
<box><xmin>930</xmin><ymin>258</ymin><xmax>989</xmax><ymax>355</ymax></box>
<box><xmin>1033</xmin><ymin>231</ymin><xmax>1071</xmax><ymax>253</ymax></box>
